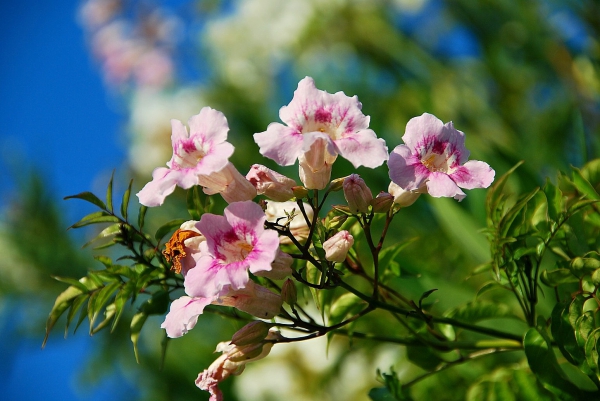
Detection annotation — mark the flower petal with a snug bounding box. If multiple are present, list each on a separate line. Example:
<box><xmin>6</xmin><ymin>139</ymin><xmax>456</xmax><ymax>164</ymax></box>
<box><xmin>188</xmin><ymin>107</ymin><xmax>230</xmax><ymax>144</ymax></box>
<box><xmin>388</xmin><ymin>145</ymin><xmax>430</xmax><ymax>190</ymax></box>
<box><xmin>254</xmin><ymin>123</ymin><xmax>303</xmax><ymax>166</ymax></box>
<box><xmin>450</xmin><ymin>160</ymin><xmax>496</xmax><ymax>190</ymax></box>
<box><xmin>426</xmin><ymin>172</ymin><xmax>466</xmax><ymax>201</ymax></box>
<box><xmin>161</xmin><ymin>296</ymin><xmax>211</xmax><ymax>338</ymax></box>
<box><xmin>335</xmin><ymin>128</ymin><xmax>388</xmax><ymax>168</ymax></box>
<box><xmin>402</xmin><ymin>113</ymin><xmax>446</xmax><ymax>152</ymax></box>
<box><xmin>136</xmin><ymin>167</ymin><xmax>182</xmax><ymax>207</ymax></box>
<box><xmin>223</xmin><ymin>201</ymin><xmax>266</xmax><ymax>237</ymax></box>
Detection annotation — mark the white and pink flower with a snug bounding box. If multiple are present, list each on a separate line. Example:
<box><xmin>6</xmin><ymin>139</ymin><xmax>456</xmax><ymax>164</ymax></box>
<box><xmin>161</xmin><ymin>280</ymin><xmax>282</xmax><ymax>338</ymax></box>
<box><xmin>196</xmin><ymin>329</ymin><xmax>281</xmax><ymax>401</ymax></box>
<box><xmin>184</xmin><ymin>201</ymin><xmax>280</xmax><ymax>298</ymax></box>
<box><xmin>137</xmin><ymin>107</ymin><xmax>235</xmax><ymax>207</ymax></box>
<box><xmin>388</xmin><ymin>113</ymin><xmax>495</xmax><ymax>201</ymax></box>
<box><xmin>254</xmin><ymin>77</ymin><xmax>388</xmax><ymax>170</ymax></box>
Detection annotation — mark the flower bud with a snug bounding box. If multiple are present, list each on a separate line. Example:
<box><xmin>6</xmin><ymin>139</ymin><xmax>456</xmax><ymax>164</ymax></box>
<box><xmin>281</xmin><ymin>279</ymin><xmax>297</xmax><ymax>306</ymax></box>
<box><xmin>388</xmin><ymin>182</ymin><xmax>422</xmax><ymax>208</ymax></box>
<box><xmin>246</xmin><ymin>164</ymin><xmax>296</xmax><ymax>202</ymax></box>
<box><xmin>292</xmin><ymin>186</ymin><xmax>309</xmax><ymax>199</ymax></box>
<box><xmin>231</xmin><ymin>321</ymin><xmax>271</xmax><ymax>346</ymax></box>
<box><xmin>328</xmin><ymin>176</ymin><xmax>347</xmax><ymax>192</ymax></box>
<box><xmin>370</xmin><ymin>192</ymin><xmax>394</xmax><ymax>213</ymax></box>
<box><xmin>343</xmin><ymin>174</ymin><xmax>372</xmax><ymax>213</ymax></box>
<box><xmin>227</xmin><ymin>342</ymin><xmax>267</xmax><ymax>362</ymax></box>
<box><xmin>323</xmin><ymin>230</ymin><xmax>354</xmax><ymax>263</ymax></box>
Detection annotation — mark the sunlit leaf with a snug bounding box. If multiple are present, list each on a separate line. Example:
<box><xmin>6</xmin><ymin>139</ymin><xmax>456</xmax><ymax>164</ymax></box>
<box><xmin>544</xmin><ymin>179</ymin><xmax>563</xmax><ymax>222</ymax></box>
<box><xmin>572</xmin><ymin>167</ymin><xmax>600</xmax><ymax>201</ymax></box>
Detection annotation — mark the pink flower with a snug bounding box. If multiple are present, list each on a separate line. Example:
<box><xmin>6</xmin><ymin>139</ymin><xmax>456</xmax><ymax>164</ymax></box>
<box><xmin>137</xmin><ymin>107</ymin><xmax>235</xmax><ymax>206</ymax></box>
<box><xmin>196</xmin><ymin>330</ymin><xmax>280</xmax><ymax>401</ymax></box>
<box><xmin>254</xmin><ymin>76</ymin><xmax>388</xmax><ymax>169</ymax></box>
<box><xmin>184</xmin><ymin>201</ymin><xmax>280</xmax><ymax>298</ymax></box>
<box><xmin>161</xmin><ymin>295</ymin><xmax>211</xmax><ymax>338</ymax></box>
<box><xmin>246</xmin><ymin>164</ymin><xmax>296</xmax><ymax>202</ymax></box>
<box><xmin>388</xmin><ymin>113</ymin><xmax>495</xmax><ymax>201</ymax></box>
<box><xmin>201</xmin><ymin>162</ymin><xmax>257</xmax><ymax>203</ymax></box>
<box><xmin>161</xmin><ymin>281</ymin><xmax>282</xmax><ymax>338</ymax></box>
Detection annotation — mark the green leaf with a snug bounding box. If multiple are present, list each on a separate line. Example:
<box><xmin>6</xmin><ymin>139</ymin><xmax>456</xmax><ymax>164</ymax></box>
<box><xmin>572</xmin><ymin>167</ymin><xmax>600</xmax><ymax>200</ymax></box>
<box><xmin>65</xmin><ymin>294</ymin><xmax>89</xmax><ymax>336</ymax></box>
<box><xmin>544</xmin><ymin>179</ymin><xmax>563</xmax><ymax>222</ymax></box>
<box><xmin>541</xmin><ymin>269</ymin><xmax>579</xmax><ymax>287</ymax></box>
<box><xmin>106</xmin><ymin>170</ymin><xmax>114</xmax><ymax>212</ymax></box>
<box><xmin>524</xmin><ymin>327</ymin><xmax>593</xmax><ymax>399</ymax></box>
<box><xmin>130</xmin><ymin>312</ymin><xmax>148</xmax><ymax>363</ymax></box>
<box><xmin>43</xmin><ymin>281</ymin><xmax>89</xmax><ymax>347</ymax></box>
<box><xmin>328</xmin><ymin>293</ymin><xmax>365</xmax><ymax>326</ymax></box>
<box><xmin>500</xmin><ymin>188</ymin><xmax>540</xmax><ymax>238</ymax></box>
<box><xmin>138</xmin><ymin>205</ymin><xmax>148</xmax><ymax>230</ymax></box>
<box><xmin>88</xmin><ymin>282</ymin><xmax>121</xmax><ymax>332</ymax></box>
<box><xmin>52</xmin><ymin>276</ymin><xmax>91</xmax><ymax>293</ymax></box>
<box><xmin>585</xmin><ymin>328</ymin><xmax>600</xmax><ymax>381</ymax></box>
<box><xmin>121</xmin><ymin>179</ymin><xmax>133</xmax><ymax>220</ymax></box>
<box><xmin>91</xmin><ymin>303</ymin><xmax>117</xmax><ymax>335</ymax></box>
<box><xmin>112</xmin><ymin>280</ymin><xmax>136</xmax><ymax>332</ymax></box>
<box><xmin>155</xmin><ymin>219</ymin><xmax>187</xmax><ymax>242</ymax></box>
<box><xmin>83</xmin><ymin>223</ymin><xmax>122</xmax><ymax>248</ymax></box>
<box><xmin>69</xmin><ymin>214</ymin><xmax>120</xmax><ymax>229</ymax></box>
<box><xmin>569</xmin><ymin>257</ymin><xmax>600</xmax><ymax>278</ymax></box>
<box><xmin>486</xmin><ymin>161</ymin><xmax>525</xmax><ymax>223</ymax></box>
<box><xmin>64</xmin><ymin>191</ymin><xmax>107</xmax><ymax>210</ymax></box>
<box><xmin>444</xmin><ymin>300</ymin><xmax>517</xmax><ymax>323</ymax></box>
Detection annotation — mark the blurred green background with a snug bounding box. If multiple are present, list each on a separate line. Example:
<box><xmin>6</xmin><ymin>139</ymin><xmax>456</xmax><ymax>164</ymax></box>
<box><xmin>1</xmin><ymin>0</ymin><xmax>599</xmax><ymax>400</ymax></box>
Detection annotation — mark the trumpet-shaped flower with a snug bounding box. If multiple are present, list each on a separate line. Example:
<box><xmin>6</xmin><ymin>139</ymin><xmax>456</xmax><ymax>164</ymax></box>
<box><xmin>196</xmin><ymin>329</ymin><xmax>281</xmax><ymax>401</ymax></box>
<box><xmin>246</xmin><ymin>164</ymin><xmax>296</xmax><ymax>201</ymax></box>
<box><xmin>388</xmin><ymin>113</ymin><xmax>495</xmax><ymax>201</ymax></box>
<box><xmin>184</xmin><ymin>201</ymin><xmax>280</xmax><ymax>298</ymax></box>
<box><xmin>137</xmin><ymin>107</ymin><xmax>234</xmax><ymax>207</ymax></box>
<box><xmin>254</xmin><ymin>76</ymin><xmax>388</xmax><ymax>169</ymax></box>
<box><xmin>161</xmin><ymin>281</ymin><xmax>282</xmax><ymax>338</ymax></box>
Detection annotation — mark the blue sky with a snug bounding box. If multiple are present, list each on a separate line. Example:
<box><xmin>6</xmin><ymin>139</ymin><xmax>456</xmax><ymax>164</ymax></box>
<box><xmin>0</xmin><ymin>1</ymin><xmax>125</xmax><ymax>210</ymax></box>
<box><xmin>0</xmin><ymin>1</ymin><xmax>128</xmax><ymax>399</ymax></box>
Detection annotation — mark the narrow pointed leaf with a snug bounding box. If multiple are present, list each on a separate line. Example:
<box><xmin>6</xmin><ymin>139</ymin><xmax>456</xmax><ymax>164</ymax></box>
<box><xmin>121</xmin><ymin>179</ymin><xmax>133</xmax><ymax>220</ymax></box>
<box><xmin>138</xmin><ymin>205</ymin><xmax>148</xmax><ymax>230</ymax></box>
<box><xmin>106</xmin><ymin>170</ymin><xmax>114</xmax><ymax>212</ymax></box>
<box><xmin>64</xmin><ymin>191</ymin><xmax>107</xmax><ymax>210</ymax></box>
<box><xmin>130</xmin><ymin>312</ymin><xmax>148</xmax><ymax>363</ymax></box>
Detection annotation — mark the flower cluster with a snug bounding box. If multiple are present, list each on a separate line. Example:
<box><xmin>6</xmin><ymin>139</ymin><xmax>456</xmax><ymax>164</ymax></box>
<box><xmin>135</xmin><ymin>76</ymin><xmax>495</xmax><ymax>398</ymax></box>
